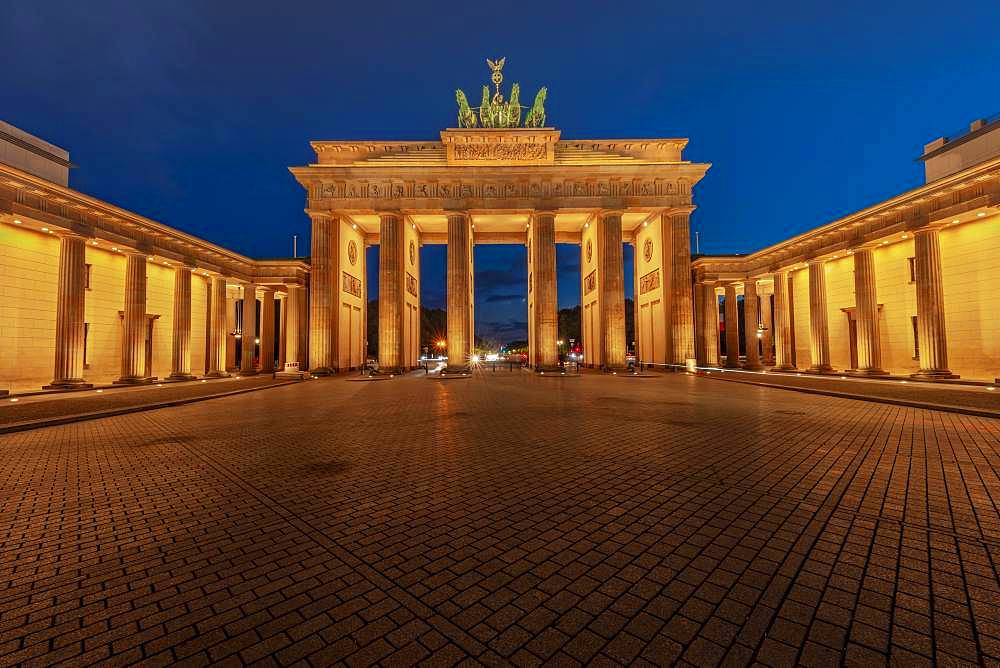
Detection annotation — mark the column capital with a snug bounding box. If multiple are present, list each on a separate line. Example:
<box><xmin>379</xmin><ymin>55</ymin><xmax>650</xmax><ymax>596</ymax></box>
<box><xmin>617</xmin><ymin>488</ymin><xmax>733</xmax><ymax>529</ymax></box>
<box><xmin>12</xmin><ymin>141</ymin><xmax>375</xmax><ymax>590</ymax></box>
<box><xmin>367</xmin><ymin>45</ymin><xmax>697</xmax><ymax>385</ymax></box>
<box><xmin>444</xmin><ymin>209</ymin><xmax>469</xmax><ymax>218</ymax></box>
<box><xmin>666</xmin><ymin>205</ymin><xmax>696</xmax><ymax>219</ymax></box>
<box><xmin>599</xmin><ymin>209</ymin><xmax>625</xmax><ymax>220</ymax></box>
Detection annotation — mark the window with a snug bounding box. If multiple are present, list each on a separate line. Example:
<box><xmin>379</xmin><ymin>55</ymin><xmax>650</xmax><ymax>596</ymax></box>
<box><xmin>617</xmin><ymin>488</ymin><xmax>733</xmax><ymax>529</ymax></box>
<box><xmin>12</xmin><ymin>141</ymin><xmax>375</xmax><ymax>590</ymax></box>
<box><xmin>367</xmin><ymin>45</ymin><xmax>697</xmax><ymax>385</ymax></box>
<box><xmin>84</xmin><ymin>264</ymin><xmax>92</xmax><ymax>290</ymax></box>
<box><xmin>911</xmin><ymin>315</ymin><xmax>919</xmax><ymax>359</ymax></box>
<box><xmin>83</xmin><ymin>323</ymin><xmax>90</xmax><ymax>368</ymax></box>
<box><xmin>907</xmin><ymin>257</ymin><xmax>915</xmax><ymax>284</ymax></box>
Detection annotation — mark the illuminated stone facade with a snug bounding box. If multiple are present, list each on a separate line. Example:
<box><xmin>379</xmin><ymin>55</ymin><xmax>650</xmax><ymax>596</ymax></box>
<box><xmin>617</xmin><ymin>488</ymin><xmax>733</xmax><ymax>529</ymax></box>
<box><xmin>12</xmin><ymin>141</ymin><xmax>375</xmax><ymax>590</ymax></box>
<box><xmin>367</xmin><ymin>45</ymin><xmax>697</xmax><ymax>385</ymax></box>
<box><xmin>694</xmin><ymin>116</ymin><xmax>1000</xmax><ymax>381</ymax></box>
<box><xmin>4</xmin><ymin>112</ymin><xmax>1000</xmax><ymax>393</ymax></box>
<box><xmin>289</xmin><ymin>127</ymin><xmax>710</xmax><ymax>371</ymax></box>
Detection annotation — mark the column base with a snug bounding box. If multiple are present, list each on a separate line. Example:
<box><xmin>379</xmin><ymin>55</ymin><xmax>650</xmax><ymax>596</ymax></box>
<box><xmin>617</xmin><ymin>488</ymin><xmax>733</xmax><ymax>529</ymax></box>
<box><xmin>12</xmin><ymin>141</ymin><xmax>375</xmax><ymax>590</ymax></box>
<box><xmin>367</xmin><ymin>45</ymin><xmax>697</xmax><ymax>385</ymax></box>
<box><xmin>742</xmin><ymin>362</ymin><xmax>764</xmax><ymax>371</ymax></box>
<box><xmin>443</xmin><ymin>365</ymin><xmax>471</xmax><ymax>375</ymax></box>
<box><xmin>769</xmin><ymin>365</ymin><xmax>798</xmax><ymax>372</ymax></box>
<box><xmin>167</xmin><ymin>373</ymin><xmax>198</xmax><ymax>381</ymax></box>
<box><xmin>43</xmin><ymin>379</ymin><xmax>94</xmax><ymax>390</ymax></box>
<box><xmin>259</xmin><ymin>367</ymin><xmax>275</xmax><ymax>374</ymax></box>
<box><xmin>910</xmin><ymin>369</ymin><xmax>959</xmax><ymax>380</ymax></box>
<box><xmin>806</xmin><ymin>365</ymin><xmax>836</xmax><ymax>374</ymax></box>
<box><xmin>844</xmin><ymin>368</ymin><xmax>890</xmax><ymax>377</ymax></box>
<box><xmin>237</xmin><ymin>369</ymin><xmax>258</xmax><ymax>376</ymax></box>
<box><xmin>113</xmin><ymin>376</ymin><xmax>156</xmax><ymax>385</ymax></box>
<box><xmin>308</xmin><ymin>367</ymin><xmax>335</xmax><ymax>376</ymax></box>
<box><xmin>206</xmin><ymin>370</ymin><xmax>231</xmax><ymax>378</ymax></box>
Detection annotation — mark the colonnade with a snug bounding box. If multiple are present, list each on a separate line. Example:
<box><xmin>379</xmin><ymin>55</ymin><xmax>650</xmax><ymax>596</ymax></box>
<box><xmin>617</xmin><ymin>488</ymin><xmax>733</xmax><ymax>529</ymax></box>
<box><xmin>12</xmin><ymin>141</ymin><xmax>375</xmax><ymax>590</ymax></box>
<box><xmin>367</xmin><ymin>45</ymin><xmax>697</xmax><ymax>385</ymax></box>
<box><xmin>695</xmin><ymin>226</ymin><xmax>954</xmax><ymax>378</ymax></box>
<box><xmin>46</xmin><ymin>232</ymin><xmax>305</xmax><ymax>388</ymax></box>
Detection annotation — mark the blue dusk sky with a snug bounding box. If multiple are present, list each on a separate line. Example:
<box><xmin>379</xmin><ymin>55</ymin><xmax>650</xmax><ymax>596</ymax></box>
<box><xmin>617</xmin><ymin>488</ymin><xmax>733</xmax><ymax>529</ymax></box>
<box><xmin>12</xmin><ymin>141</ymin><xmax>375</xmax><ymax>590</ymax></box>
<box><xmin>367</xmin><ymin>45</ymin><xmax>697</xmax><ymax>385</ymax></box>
<box><xmin>4</xmin><ymin>1</ymin><xmax>999</xmax><ymax>341</ymax></box>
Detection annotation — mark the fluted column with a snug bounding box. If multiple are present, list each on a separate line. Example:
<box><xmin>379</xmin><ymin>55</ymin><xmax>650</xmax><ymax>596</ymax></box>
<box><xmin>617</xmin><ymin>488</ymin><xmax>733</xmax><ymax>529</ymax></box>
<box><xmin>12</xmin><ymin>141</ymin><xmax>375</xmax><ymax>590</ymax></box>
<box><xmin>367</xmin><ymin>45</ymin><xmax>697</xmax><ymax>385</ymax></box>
<box><xmin>743</xmin><ymin>280</ymin><xmax>762</xmax><ymax>370</ymax></box>
<box><xmin>807</xmin><ymin>259</ymin><xmax>834</xmax><ymax>373</ymax></box>
<box><xmin>759</xmin><ymin>284</ymin><xmax>774</xmax><ymax>365</ymax></box>
<box><xmin>446</xmin><ymin>213</ymin><xmax>473</xmax><ymax>371</ymax></box>
<box><xmin>308</xmin><ymin>214</ymin><xmax>336</xmax><ymax>374</ymax></box>
<box><xmin>669</xmin><ymin>209</ymin><xmax>695</xmax><ymax>364</ymax></box>
<box><xmin>698</xmin><ymin>282</ymin><xmax>720</xmax><ymax>367</ymax></box>
<box><xmin>240</xmin><ymin>283</ymin><xmax>257</xmax><ymax>374</ymax></box>
<box><xmin>259</xmin><ymin>289</ymin><xmax>275</xmax><ymax>373</ymax></box>
<box><xmin>225</xmin><ymin>292</ymin><xmax>237</xmax><ymax>371</ymax></box>
<box><xmin>724</xmin><ymin>284</ymin><xmax>740</xmax><ymax>368</ymax></box>
<box><xmin>117</xmin><ymin>253</ymin><xmax>149</xmax><ymax>383</ymax></box>
<box><xmin>912</xmin><ymin>228</ymin><xmax>956</xmax><ymax>378</ymax></box>
<box><xmin>851</xmin><ymin>249</ymin><xmax>886</xmax><ymax>375</ymax></box>
<box><xmin>207</xmin><ymin>277</ymin><xmax>229</xmax><ymax>376</ymax></box>
<box><xmin>283</xmin><ymin>285</ymin><xmax>302</xmax><ymax>369</ymax></box>
<box><xmin>278</xmin><ymin>293</ymin><xmax>287</xmax><ymax>369</ymax></box>
<box><xmin>379</xmin><ymin>214</ymin><xmax>405</xmax><ymax>372</ymax></box>
<box><xmin>772</xmin><ymin>271</ymin><xmax>795</xmax><ymax>370</ymax></box>
<box><xmin>531</xmin><ymin>212</ymin><xmax>559</xmax><ymax>369</ymax></box>
<box><xmin>599</xmin><ymin>212</ymin><xmax>627</xmax><ymax>368</ymax></box>
<box><xmin>48</xmin><ymin>234</ymin><xmax>91</xmax><ymax>388</ymax></box>
<box><xmin>168</xmin><ymin>265</ymin><xmax>195</xmax><ymax>380</ymax></box>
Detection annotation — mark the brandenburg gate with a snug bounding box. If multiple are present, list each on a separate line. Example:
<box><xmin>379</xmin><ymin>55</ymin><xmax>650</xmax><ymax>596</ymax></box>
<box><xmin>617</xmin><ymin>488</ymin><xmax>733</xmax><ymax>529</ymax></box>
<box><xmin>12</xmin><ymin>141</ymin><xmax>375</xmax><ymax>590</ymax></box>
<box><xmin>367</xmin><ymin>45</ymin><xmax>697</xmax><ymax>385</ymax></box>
<box><xmin>290</xmin><ymin>60</ymin><xmax>710</xmax><ymax>373</ymax></box>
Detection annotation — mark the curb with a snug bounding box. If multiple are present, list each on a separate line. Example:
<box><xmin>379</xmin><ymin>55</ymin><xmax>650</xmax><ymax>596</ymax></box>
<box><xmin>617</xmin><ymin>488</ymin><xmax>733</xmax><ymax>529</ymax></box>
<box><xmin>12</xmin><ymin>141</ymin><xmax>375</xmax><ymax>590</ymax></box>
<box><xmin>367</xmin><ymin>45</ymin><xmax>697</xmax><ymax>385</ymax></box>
<box><xmin>699</xmin><ymin>373</ymin><xmax>1000</xmax><ymax>419</ymax></box>
<box><xmin>0</xmin><ymin>380</ymin><xmax>300</xmax><ymax>435</ymax></box>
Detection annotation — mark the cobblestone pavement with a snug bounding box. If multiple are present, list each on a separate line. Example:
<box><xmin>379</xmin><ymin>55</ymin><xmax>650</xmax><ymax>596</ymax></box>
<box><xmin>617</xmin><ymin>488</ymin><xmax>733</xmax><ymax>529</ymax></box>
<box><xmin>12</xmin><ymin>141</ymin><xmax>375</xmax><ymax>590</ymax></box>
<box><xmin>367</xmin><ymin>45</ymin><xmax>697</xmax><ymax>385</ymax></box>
<box><xmin>697</xmin><ymin>369</ymin><xmax>1000</xmax><ymax>414</ymax></box>
<box><xmin>0</xmin><ymin>376</ymin><xmax>289</xmax><ymax>428</ymax></box>
<box><xmin>1</xmin><ymin>372</ymin><xmax>999</xmax><ymax>666</ymax></box>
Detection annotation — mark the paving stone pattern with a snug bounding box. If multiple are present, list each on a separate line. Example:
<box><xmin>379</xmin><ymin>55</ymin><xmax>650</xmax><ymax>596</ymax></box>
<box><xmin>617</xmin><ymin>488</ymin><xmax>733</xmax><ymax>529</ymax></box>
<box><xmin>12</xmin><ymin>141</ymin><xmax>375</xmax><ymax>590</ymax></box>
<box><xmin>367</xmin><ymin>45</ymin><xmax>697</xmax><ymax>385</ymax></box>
<box><xmin>0</xmin><ymin>377</ymin><xmax>287</xmax><ymax>427</ymax></box>
<box><xmin>700</xmin><ymin>370</ymin><xmax>1000</xmax><ymax>413</ymax></box>
<box><xmin>0</xmin><ymin>372</ymin><xmax>998</xmax><ymax>666</ymax></box>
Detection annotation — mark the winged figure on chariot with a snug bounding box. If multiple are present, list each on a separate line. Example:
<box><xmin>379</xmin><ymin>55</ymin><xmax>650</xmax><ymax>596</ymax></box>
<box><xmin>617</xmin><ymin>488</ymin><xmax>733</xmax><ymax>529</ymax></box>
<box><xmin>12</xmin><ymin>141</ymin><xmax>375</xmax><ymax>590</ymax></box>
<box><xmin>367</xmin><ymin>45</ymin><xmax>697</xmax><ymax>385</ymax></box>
<box><xmin>455</xmin><ymin>58</ymin><xmax>547</xmax><ymax>129</ymax></box>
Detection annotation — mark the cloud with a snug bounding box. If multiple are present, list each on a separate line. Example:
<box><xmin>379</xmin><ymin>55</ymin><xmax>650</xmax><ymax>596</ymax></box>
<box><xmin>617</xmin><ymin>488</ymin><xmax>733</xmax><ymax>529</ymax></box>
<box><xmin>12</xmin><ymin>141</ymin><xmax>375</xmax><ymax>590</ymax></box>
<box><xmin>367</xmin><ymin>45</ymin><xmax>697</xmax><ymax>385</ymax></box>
<box><xmin>483</xmin><ymin>293</ymin><xmax>523</xmax><ymax>303</ymax></box>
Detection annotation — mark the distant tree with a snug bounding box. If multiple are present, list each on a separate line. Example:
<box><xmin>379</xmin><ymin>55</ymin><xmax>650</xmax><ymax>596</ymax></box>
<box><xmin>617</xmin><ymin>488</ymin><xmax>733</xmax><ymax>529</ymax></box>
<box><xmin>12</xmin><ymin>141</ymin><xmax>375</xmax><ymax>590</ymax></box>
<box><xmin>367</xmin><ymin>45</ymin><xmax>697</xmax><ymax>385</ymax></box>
<box><xmin>625</xmin><ymin>297</ymin><xmax>635</xmax><ymax>351</ymax></box>
<box><xmin>555</xmin><ymin>300</ymin><xmax>635</xmax><ymax>351</ymax></box>
<box><xmin>557</xmin><ymin>305</ymin><xmax>580</xmax><ymax>344</ymax></box>
<box><xmin>506</xmin><ymin>340</ymin><xmax>528</xmax><ymax>353</ymax></box>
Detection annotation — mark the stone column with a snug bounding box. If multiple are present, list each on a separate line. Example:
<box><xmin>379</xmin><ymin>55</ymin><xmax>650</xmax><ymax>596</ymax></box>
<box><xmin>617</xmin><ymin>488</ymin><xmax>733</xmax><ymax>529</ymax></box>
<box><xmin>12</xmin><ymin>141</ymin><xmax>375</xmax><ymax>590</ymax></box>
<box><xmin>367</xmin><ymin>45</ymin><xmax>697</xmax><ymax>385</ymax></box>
<box><xmin>379</xmin><ymin>213</ymin><xmax>405</xmax><ymax>372</ymax></box>
<box><xmin>117</xmin><ymin>253</ymin><xmax>149</xmax><ymax>383</ymax></box>
<box><xmin>168</xmin><ymin>265</ymin><xmax>196</xmax><ymax>380</ymax></box>
<box><xmin>446</xmin><ymin>212</ymin><xmax>473</xmax><ymax>371</ymax></box>
<box><xmin>669</xmin><ymin>209</ymin><xmax>695</xmax><ymax>365</ymax></box>
<box><xmin>225</xmin><ymin>291</ymin><xmax>237</xmax><ymax>371</ymax></box>
<box><xmin>298</xmin><ymin>285</ymin><xmax>309</xmax><ymax>368</ymax></box>
<box><xmin>759</xmin><ymin>284</ymin><xmax>774</xmax><ymax>365</ymax></box>
<box><xmin>531</xmin><ymin>211</ymin><xmax>559</xmax><ymax>369</ymax></box>
<box><xmin>806</xmin><ymin>260</ymin><xmax>834</xmax><ymax>372</ymax></box>
<box><xmin>47</xmin><ymin>234</ymin><xmax>91</xmax><ymax>388</ymax></box>
<box><xmin>240</xmin><ymin>283</ymin><xmax>257</xmax><ymax>374</ymax></box>
<box><xmin>698</xmin><ymin>282</ymin><xmax>720</xmax><ymax>367</ymax></box>
<box><xmin>772</xmin><ymin>271</ymin><xmax>795</xmax><ymax>370</ymax></box>
<box><xmin>743</xmin><ymin>280</ymin><xmax>763</xmax><ymax>370</ymax></box>
<box><xmin>308</xmin><ymin>213</ymin><xmax>335</xmax><ymax>374</ymax></box>
<box><xmin>277</xmin><ymin>293</ymin><xmax>287</xmax><ymax>369</ymax></box>
<box><xmin>207</xmin><ymin>276</ymin><xmax>229</xmax><ymax>376</ymax></box>
<box><xmin>851</xmin><ymin>249</ymin><xmax>886</xmax><ymax>375</ymax></box>
<box><xmin>283</xmin><ymin>285</ymin><xmax>302</xmax><ymax>369</ymax></box>
<box><xmin>724</xmin><ymin>284</ymin><xmax>740</xmax><ymax>368</ymax></box>
<box><xmin>259</xmin><ymin>288</ymin><xmax>275</xmax><ymax>373</ymax></box>
<box><xmin>912</xmin><ymin>228</ymin><xmax>956</xmax><ymax>378</ymax></box>
<box><xmin>598</xmin><ymin>212</ymin><xmax>627</xmax><ymax>368</ymax></box>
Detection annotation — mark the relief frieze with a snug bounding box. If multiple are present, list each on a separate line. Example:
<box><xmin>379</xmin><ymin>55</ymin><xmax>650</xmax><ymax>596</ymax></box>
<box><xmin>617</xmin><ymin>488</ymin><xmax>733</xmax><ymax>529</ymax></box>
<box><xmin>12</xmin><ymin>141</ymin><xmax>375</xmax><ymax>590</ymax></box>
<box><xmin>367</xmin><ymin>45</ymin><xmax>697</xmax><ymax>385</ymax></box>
<box><xmin>342</xmin><ymin>271</ymin><xmax>362</xmax><ymax>298</ymax></box>
<box><xmin>453</xmin><ymin>143</ymin><xmax>546</xmax><ymax>161</ymax></box>
<box><xmin>312</xmin><ymin>177</ymin><xmax>687</xmax><ymax>203</ymax></box>
<box><xmin>639</xmin><ymin>269</ymin><xmax>660</xmax><ymax>295</ymax></box>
